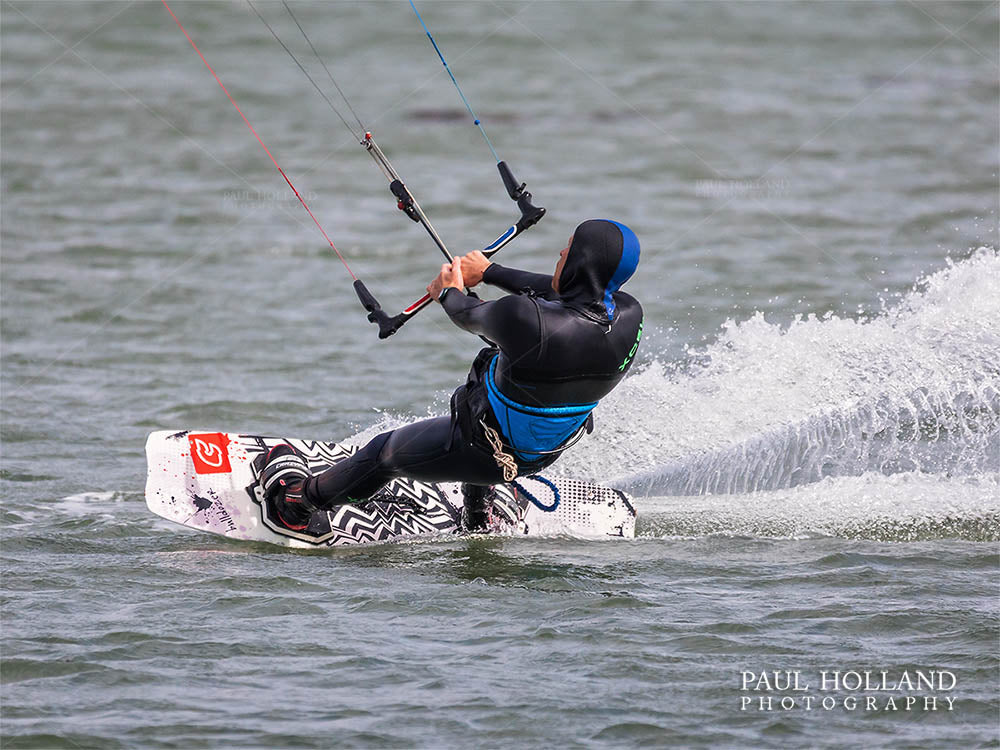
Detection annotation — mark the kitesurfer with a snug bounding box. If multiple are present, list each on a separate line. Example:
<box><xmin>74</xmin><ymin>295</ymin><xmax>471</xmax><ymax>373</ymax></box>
<box><xmin>261</xmin><ymin>219</ymin><xmax>643</xmax><ymax>531</ymax></box>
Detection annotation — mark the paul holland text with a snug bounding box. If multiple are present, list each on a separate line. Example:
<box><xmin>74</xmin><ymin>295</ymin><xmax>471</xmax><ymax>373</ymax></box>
<box><xmin>740</xmin><ymin>670</ymin><xmax>957</xmax><ymax>712</ymax></box>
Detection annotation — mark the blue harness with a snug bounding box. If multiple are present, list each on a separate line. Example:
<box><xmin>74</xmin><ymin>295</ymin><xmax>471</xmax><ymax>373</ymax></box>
<box><xmin>484</xmin><ymin>356</ymin><xmax>597</xmax><ymax>462</ymax></box>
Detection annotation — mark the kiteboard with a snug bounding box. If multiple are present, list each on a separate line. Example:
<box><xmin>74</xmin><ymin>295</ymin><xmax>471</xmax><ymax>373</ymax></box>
<box><xmin>145</xmin><ymin>430</ymin><xmax>636</xmax><ymax>548</ymax></box>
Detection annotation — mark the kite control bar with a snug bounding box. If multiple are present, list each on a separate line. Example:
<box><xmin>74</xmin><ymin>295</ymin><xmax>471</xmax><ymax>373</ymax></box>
<box><xmin>354</xmin><ymin>160</ymin><xmax>546</xmax><ymax>339</ymax></box>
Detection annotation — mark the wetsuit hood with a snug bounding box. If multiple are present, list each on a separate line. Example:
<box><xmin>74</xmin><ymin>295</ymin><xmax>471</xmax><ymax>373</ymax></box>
<box><xmin>557</xmin><ymin>219</ymin><xmax>640</xmax><ymax>322</ymax></box>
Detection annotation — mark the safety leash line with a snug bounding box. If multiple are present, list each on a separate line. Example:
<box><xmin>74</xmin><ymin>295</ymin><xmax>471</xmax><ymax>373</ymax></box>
<box><xmin>513</xmin><ymin>475</ymin><xmax>561</xmax><ymax>512</ymax></box>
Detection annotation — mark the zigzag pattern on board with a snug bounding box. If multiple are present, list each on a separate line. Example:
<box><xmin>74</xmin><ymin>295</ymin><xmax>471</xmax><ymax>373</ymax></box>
<box><xmin>323</xmin><ymin>497</ymin><xmax>458</xmax><ymax>545</ymax></box>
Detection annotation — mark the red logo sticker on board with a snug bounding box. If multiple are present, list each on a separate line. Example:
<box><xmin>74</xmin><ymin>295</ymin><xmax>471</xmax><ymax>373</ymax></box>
<box><xmin>189</xmin><ymin>433</ymin><xmax>231</xmax><ymax>474</ymax></box>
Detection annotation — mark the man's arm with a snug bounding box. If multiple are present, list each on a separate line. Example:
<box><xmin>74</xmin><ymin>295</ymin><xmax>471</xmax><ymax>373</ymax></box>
<box><xmin>461</xmin><ymin>251</ymin><xmax>556</xmax><ymax>299</ymax></box>
<box><xmin>483</xmin><ymin>263</ymin><xmax>556</xmax><ymax>298</ymax></box>
<box><xmin>427</xmin><ymin>256</ymin><xmax>540</xmax><ymax>346</ymax></box>
<box><xmin>438</xmin><ymin>288</ymin><xmax>537</xmax><ymax>345</ymax></box>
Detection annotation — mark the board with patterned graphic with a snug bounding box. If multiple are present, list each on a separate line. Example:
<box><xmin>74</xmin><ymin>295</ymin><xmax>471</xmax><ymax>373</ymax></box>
<box><xmin>144</xmin><ymin>430</ymin><xmax>636</xmax><ymax>548</ymax></box>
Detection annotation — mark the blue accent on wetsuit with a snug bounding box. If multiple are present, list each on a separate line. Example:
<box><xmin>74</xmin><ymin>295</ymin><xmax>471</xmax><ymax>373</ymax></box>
<box><xmin>602</xmin><ymin>220</ymin><xmax>640</xmax><ymax>320</ymax></box>
<box><xmin>484</xmin><ymin>355</ymin><xmax>597</xmax><ymax>461</ymax></box>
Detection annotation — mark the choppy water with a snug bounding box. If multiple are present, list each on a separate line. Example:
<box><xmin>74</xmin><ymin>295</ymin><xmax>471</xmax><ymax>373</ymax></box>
<box><xmin>2</xmin><ymin>1</ymin><xmax>998</xmax><ymax>747</ymax></box>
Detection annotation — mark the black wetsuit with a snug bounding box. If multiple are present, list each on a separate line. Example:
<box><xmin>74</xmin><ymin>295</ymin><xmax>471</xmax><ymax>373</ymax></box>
<box><xmin>298</xmin><ymin>218</ymin><xmax>643</xmax><ymax>511</ymax></box>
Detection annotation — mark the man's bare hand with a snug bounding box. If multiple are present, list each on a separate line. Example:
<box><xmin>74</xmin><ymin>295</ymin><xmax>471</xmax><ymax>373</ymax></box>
<box><xmin>459</xmin><ymin>251</ymin><xmax>492</xmax><ymax>287</ymax></box>
<box><xmin>427</xmin><ymin>257</ymin><xmax>464</xmax><ymax>301</ymax></box>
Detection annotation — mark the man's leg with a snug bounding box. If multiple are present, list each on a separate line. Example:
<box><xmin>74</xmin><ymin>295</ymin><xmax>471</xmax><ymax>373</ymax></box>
<box><xmin>262</xmin><ymin>416</ymin><xmax>506</xmax><ymax>529</ymax></box>
<box><xmin>261</xmin><ymin>429</ymin><xmax>399</xmax><ymax>529</ymax></box>
<box><xmin>461</xmin><ymin>483</ymin><xmax>492</xmax><ymax>531</ymax></box>
<box><xmin>306</xmin><ymin>416</ymin><xmax>503</xmax><ymax>506</ymax></box>
<box><xmin>303</xmin><ymin>429</ymin><xmax>396</xmax><ymax>509</ymax></box>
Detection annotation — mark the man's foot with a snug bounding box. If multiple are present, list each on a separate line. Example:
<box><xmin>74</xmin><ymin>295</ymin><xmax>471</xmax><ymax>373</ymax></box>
<box><xmin>260</xmin><ymin>444</ymin><xmax>315</xmax><ymax>531</ymax></box>
<box><xmin>462</xmin><ymin>483</ymin><xmax>494</xmax><ymax>532</ymax></box>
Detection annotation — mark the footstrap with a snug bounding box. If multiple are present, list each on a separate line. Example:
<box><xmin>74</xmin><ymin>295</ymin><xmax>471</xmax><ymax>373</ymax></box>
<box><xmin>261</xmin><ymin>455</ymin><xmax>310</xmax><ymax>495</ymax></box>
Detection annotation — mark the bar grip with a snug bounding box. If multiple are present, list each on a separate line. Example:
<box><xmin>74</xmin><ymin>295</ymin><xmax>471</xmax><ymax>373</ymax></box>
<box><xmin>354</xmin><ymin>279</ymin><xmax>407</xmax><ymax>338</ymax></box>
<box><xmin>498</xmin><ymin>160</ymin><xmax>525</xmax><ymax>200</ymax></box>
<box><xmin>353</xmin><ymin>279</ymin><xmax>382</xmax><ymax>314</ymax></box>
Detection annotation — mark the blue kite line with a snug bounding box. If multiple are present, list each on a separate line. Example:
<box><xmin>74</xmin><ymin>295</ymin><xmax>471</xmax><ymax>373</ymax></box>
<box><xmin>409</xmin><ymin>0</ymin><xmax>501</xmax><ymax>163</ymax></box>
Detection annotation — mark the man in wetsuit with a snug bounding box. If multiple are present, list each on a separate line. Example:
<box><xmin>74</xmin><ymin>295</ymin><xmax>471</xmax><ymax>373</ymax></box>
<box><xmin>260</xmin><ymin>218</ymin><xmax>643</xmax><ymax>531</ymax></box>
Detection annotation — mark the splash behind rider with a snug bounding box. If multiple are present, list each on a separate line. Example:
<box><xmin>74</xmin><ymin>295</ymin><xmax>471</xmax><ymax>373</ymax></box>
<box><xmin>260</xmin><ymin>218</ymin><xmax>643</xmax><ymax>531</ymax></box>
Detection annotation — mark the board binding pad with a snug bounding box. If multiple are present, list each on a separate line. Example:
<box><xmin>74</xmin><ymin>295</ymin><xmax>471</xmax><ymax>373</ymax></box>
<box><xmin>145</xmin><ymin>430</ymin><xmax>636</xmax><ymax>548</ymax></box>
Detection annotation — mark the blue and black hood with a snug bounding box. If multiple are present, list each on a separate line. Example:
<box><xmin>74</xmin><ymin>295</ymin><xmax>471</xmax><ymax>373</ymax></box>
<box><xmin>557</xmin><ymin>219</ymin><xmax>640</xmax><ymax>323</ymax></box>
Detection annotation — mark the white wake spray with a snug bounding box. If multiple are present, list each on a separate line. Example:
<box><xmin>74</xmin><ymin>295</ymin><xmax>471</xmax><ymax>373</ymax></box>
<box><xmin>557</xmin><ymin>249</ymin><xmax>1000</xmax><ymax>498</ymax></box>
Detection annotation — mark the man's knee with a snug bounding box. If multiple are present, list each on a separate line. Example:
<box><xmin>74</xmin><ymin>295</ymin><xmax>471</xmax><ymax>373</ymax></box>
<box><xmin>355</xmin><ymin>430</ymin><xmax>394</xmax><ymax>465</ymax></box>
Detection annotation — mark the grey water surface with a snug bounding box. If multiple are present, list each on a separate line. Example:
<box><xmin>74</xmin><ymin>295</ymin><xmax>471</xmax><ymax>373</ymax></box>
<box><xmin>2</xmin><ymin>1</ymin><xmax>999</xmax><ymax>747</ymax></box>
